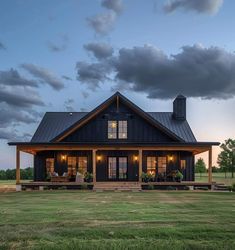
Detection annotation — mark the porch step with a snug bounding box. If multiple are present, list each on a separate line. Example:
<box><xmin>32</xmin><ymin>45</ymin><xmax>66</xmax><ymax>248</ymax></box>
<box><xmin>214</xmin><ymin>184</ymin><xmax>230</xmax><ymax>191</ymax></box>
<box><xmin>94</xmin><ymin>182</ymin><xmax>142</xmax><ymax>191</ymax></box>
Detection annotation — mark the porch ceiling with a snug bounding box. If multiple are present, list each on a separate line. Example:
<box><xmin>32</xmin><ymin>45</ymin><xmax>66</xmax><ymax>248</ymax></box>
<box><xmin>14</xmin><ymin>143</ymin><xmax>215</xmax><ymax>155</ymax></box>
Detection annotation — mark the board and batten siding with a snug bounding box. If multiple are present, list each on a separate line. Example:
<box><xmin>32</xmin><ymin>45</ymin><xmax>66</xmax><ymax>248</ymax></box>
<box><xmin>62</xmin><ymin>101</ymin><xmax>176</xmax><ymax>143</ymax></box>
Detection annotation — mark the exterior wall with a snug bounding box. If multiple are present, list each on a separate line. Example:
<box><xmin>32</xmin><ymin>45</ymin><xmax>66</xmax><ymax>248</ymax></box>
<box><xmin>96</xmin><ymin>150</ymin><xmax>139</xmax><ymax>181</ymax></box>
<box><xmin>62</xmin><ymin>101</ymin><xmax>176</xmax><ymax>143</ymax></box>
<box><xmin>34</xmin><ymin>150</ymin><xmax>92</xmax><ymax>181</ymax></box>
<box><xmin>142</xmin><ymin>150</ymin><xmax>194</xmax><ymax>181</ymax></box>
<box><xmin>34</xmin><ymin>149</ymin><xmax>194</xmax><ymax>182</ymax></box>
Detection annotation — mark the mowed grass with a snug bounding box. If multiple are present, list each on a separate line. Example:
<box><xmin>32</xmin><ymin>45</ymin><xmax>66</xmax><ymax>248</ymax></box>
<box><xmin>195</xmin><ymin>172</ymin><xmax>235</xmax><ymax>185</ymax></box>
<box><xmin>0</xmin><ymin>191</ymin><xmax>235</xmax><ymax>250</ymax></box>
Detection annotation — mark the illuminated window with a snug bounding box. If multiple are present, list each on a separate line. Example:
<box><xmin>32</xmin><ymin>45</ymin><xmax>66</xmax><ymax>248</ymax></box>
<box><xmin>180</xmin><ymin>160</ymin><xmax>186</xmax><ymax>170</ymax></box>
<box><xmin>158</xmin><ymin>157</ymin><xmax>167</xmax><ymax>174</ymax></box>
<box><xmin>118</xmin><ymin>120</ymin><xmax>127</xmax><ymax>139</ymax></box>
<box><xmin>78</xmin><ymin>157</ymin><xmax>88</xmax><ymax>175</ymax></box>
<box><xmin>108</xmin><ymin>120</ymin><xmax>117</xmax><ymax>139</ymax></box>
<box><xmin>68</xmin><ymin>157</ymin><xmax>77</xmax><ymax>176</ymax></box>
<box><xmin>46</xmin><ymin>158</ymin><xmax>54</xmax><ymax>174</ymax></box>
<box><xmin>147</xmin><ymin>157</ymin><xmax>156</xmax><ymax>175</ymax></box>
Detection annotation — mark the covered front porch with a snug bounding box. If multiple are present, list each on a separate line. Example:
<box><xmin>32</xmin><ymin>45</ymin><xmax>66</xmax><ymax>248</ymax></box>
<box><xmin>11</xmin><ymin>142</ymin><xmax>217</xmax><ymax>190</ymax></box>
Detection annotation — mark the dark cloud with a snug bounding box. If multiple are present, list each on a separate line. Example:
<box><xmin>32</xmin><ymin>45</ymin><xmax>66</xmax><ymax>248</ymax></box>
<box><xmin>64</xmin><ymin>98</ymin><xmax>75</xmax><ymax>112</ymax></box>
<box><xmin>87</xmin><ymin>12</ymin><xmax>117</xmax><ymax>35</ymax></box>
<box><xmin>76</xmin><ymin>61</ymin><xmax>112</xmax><ymax>90</ymax></box>
<box><xmin>21</xmin><ymin>63</ymin><xmax>64</xmax><ymax>90</ymax></box>
<box><xmin>0</xmin><ymin>87</ymin><xmax>44</xmax><ymax>107</ymax></box>
<box><xmin>77</xmin><ymin>44</ymin><xmax>235</xmax><ymax>99</ymax></box>
<box><xmin>62</xmin><ymin>75</ymin><xmax>73</xmax><ymax>81</ymax></box>
<box><xmin>164</xmin><ymin>0</ymin><xmax>223</xmax><ymax>14</ymax></box>
<box><xmin>84</xmin><ymin>42</ymin><xmax>114</xmax><ymax>60</ymax></box>
<box><xmin>0</xmin><ymin>129</ymin><xmax>32</xmax><ymax>141</ymax></box>
<box><xmin>47</xmin><ymin>34</ymin><xmax>69</xmax><ymax>52</ymax></box>
<box><xmin>0</xmin><ymin>103</ymin><xmax>42</xmax><ymax>128</ymax></box>
<box><xmin>0</xmin><ymin>68</ymin><xmax>38</xmax><ymax>87</ymax></box>
<box><xmin>101</xmin><ymin>0</ymin><xmax>123</xmax><ymax>14</ymax></box>
<box><xmin>0</xmin><ymin>41</ymin><xmax>6</xmax><ymax>50</ymax></box>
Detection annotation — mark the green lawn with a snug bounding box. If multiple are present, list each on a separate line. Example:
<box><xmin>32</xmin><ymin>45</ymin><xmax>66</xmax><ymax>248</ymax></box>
<box><xmin>0</xmin><ymin>191</ymin><xmax>235</xmax><ymax>250</ymax></box>
<box><xmin>195</xmin><ymin>172</ymin><xmax>235</xmax><ymax>185</ymax></box>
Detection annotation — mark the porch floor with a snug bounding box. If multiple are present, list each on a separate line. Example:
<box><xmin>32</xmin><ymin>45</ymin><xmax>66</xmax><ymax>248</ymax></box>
<box><xmin>19</xmin><ymin>181</ymin><xmax>213</xmax><ymax>190</ymax></box>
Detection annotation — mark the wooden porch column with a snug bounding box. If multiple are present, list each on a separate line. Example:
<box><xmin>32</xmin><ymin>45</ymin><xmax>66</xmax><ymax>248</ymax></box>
<box><xmin>208</xmin><ymin>147</ymin><xmax>212</xmax><ymax>183</ymax></box>
<box><xmin>16</xmin><ymin>146</ymin><xmax>20</xmax><ymax>184</ymax></box>
<box><xmin>139</xmin><ymin>149</ymin><xmax>142</xmax><ymax>182</ymax></box>
<box><xmin>92</xmin><ymin>149</ymin><xmax>97</xmax><ymax>183</ymax></box>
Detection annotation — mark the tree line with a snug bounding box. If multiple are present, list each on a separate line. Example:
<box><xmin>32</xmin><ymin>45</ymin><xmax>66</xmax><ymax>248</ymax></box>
<box><xmin>195</xmin><ymin>138</ymin><xmax>235</xmax><ymax>178</ymax></box>
<box><xmin>0</xmin><ymin>167</ymin><xmax>33</xmax><ymax>180</ymax></box>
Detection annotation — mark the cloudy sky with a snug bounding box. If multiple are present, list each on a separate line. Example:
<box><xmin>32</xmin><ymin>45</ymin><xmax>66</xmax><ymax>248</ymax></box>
<box><xmin>0</xmin><ymin>0</ymin><xmax>235</xmax><ymax>169</ymax></box>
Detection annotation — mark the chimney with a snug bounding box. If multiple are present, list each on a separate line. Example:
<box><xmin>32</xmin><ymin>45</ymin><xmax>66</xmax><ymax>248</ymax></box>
<box><xmin>173</xmin><ymin>95</ymin><xmax>186</xmax><ymax>120</ymax></box>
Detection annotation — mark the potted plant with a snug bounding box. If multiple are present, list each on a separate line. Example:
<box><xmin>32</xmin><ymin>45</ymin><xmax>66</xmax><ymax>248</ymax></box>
<box><xmin>84</xmin><ymin>172</ymin><xmax>93</xmax><ymax>183</ymax></box>
<box><xmin>148</xmin><ymin>173</ymin><xmax>155</xmax><ymax>182</ymax></box>
<box><xmin>175</xmin><ymin>170</ymin><xmax>183</xmax><ymax>182</ymax></box>
<box><xmin>141</xmin><ymin>172</ymin><xmax>149</xmax><ymax>183</ymax></box>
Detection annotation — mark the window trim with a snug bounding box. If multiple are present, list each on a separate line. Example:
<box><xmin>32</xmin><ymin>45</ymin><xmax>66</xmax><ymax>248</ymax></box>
<box><xmin>107</xmin><ymin>120</ymin><xmax>128</xmax><ymax>139</ymax></box>
<box><xmin>147</xmin><ymin>156</ymin><xmax>157</xmax><ymax>175</ymax></box>
<box><xmin>108</xmin><ymin>120</ymin><xmax>117</xmax><ymax>139</ymax></box>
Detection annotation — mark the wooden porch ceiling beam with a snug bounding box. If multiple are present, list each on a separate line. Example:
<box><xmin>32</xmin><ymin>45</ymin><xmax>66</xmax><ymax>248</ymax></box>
<box><xmin>17</xmin><ymin>145</ymin><xmax>210</xmax><ymax>154</ymax></box>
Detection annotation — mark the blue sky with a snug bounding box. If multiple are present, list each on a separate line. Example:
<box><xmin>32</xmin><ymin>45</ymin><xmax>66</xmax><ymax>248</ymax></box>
<box><xmin>0</xmin><ymin>0</ymin><xmax>235</xmax><ymax>169</ymax></box>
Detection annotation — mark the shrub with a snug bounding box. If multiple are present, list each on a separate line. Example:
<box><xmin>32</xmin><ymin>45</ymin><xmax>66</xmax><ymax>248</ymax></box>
<box><xmin>84</xmin><ymin>172</ymin><xmax>93</xmax><ymax>183</ymax></box>
<box><xmin>175</xmin><ymin>170</ymin><xmax>183</xmax><ymax>181</ymax></box>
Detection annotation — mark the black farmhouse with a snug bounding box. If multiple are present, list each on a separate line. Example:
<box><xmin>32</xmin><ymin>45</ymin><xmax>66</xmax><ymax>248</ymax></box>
<box><xmin>9</xmin><ymin>92</ymin><xmax>219</xmax><ymax>190</ymax></box>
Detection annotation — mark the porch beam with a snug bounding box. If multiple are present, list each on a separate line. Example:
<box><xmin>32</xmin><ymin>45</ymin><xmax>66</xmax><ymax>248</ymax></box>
<box><xmin>18</xmin><ymin>145</ymin><xmax>211</xmax><ymax>154</ymax></box>
<box><xmin>92</xmin><ymin>149</ymin><xmax>97</xmax><ymax>183</ymax></box>
<box><xmin>139</xmin><ymin>149</ymin><xmax>142</xmax><ymax>182</ymax></box>
<box><xmin>208</xmin><ymin>146</ymin><xmax>212</xmax><ymax>183</ymax></box>
<box><xmin>16</xmin><ymin>146</ymin><xmax>20</xmax><ymax>184</ymax></box>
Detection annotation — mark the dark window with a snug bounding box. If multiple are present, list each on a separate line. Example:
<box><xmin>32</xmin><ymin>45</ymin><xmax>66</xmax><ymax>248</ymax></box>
<box><xmin>108</xmin><ymin>157</ymin><xmax>117</xmax><ymax>179</ymax></box>
<box><xmin>119</xmin><ymin>157</ymin><xmax>127</xmax><ymax>179</ymax></box>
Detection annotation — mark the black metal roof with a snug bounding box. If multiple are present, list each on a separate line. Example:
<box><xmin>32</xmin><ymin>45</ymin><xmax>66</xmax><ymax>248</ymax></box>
<box><xmin>148</xmin><ymin>112</ymin><xmax>196</xmax><ymax>142</ymax></box>
<box><xmin>30</xmin><ymin>111</ymin><xmax>196</xmax><ymax>143</ymax></box>
<box><xmin>31</xmin><ymin>112</ymin><xmax>87</xmax><ymax>143</ymax></box>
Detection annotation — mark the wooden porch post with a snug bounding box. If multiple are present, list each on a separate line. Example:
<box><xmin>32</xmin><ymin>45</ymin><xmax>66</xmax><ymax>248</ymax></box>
<box><xmin>208</xmin><ymin>147</ymin><xmax>212</xmax><ymax>183</ymax></box>
<box><xmin>139</xmin><ymin>149</ymin><xmax>142</xmax><ymax>182</ymax></box>
<box><xmin>92</xmin><ymin>149</ymin><xmax>97</xmax><ymax>183</ymax></box>
<box><xmin>16</xmin><ymin>146</ymin><xmax>20</xmax><ymax>185</ymax></box>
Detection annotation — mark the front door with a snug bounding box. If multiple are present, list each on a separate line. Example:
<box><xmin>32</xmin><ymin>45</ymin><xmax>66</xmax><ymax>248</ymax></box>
<box><xmin>108</xmin><ymin>157</ymin><xmax>127</xmax><ymax>180</ymax></box>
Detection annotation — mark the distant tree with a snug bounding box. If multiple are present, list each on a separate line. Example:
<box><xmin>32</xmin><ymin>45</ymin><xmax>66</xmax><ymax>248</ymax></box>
<box><xmin>5</xmin><ymin>169</ymin><xmax>15</xmax><ymax>180</ymax></box>
<box><xmin>212</xmin><ymin>166</ymin><xmax>220</xmax><ymax>173</ymax></box>
<box><xmin>217</xmin><ymin>139</ymin><xmax>235</xmax><ymax>178</ymax></box>
<box><xmin>0</xmin><ymin>170</ymin><xmax>7</xmax><ymax>180</ymax></box>
<box><xmin>195</xmin><ymin>158</ymin><xmax>207</xmax><ymax>177</ymax></box>
<box><xmin>0</xmin><ymin>167</ymin><xmax>33</xmax><ymax>180</ymax></box>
